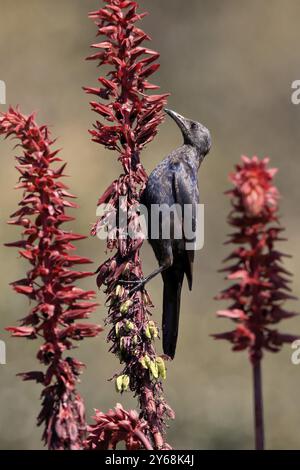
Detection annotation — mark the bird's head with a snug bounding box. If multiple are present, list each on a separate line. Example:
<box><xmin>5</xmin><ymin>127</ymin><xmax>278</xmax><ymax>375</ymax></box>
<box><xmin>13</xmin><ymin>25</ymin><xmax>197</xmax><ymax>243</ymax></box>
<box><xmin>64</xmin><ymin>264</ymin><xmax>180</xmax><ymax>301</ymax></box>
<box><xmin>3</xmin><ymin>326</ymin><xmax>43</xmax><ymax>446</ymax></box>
<box><xmin>165</xmin><ymin>108</ymin><xmax>211</xmax><ymax>156</ymax></box>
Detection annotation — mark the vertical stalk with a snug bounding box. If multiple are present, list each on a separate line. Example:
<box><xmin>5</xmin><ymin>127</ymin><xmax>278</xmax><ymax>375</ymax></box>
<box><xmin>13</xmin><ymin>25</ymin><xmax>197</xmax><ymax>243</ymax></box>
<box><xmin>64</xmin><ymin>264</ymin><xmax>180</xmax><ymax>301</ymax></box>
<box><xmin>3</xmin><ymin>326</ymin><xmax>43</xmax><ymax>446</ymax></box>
<box><xmin>214</xmin><ymin>155</ymin><xmax>298</xmax><ymax>451</ymax></box>
<box><xmin>86</xmin><ymin>1</ymin><xmax>173</xmax><ymax>449</ymax></box>
<box><xmin>252</xmin><ymin>359</ymin><xmax>264</xmax><ymax>450</ymax></box>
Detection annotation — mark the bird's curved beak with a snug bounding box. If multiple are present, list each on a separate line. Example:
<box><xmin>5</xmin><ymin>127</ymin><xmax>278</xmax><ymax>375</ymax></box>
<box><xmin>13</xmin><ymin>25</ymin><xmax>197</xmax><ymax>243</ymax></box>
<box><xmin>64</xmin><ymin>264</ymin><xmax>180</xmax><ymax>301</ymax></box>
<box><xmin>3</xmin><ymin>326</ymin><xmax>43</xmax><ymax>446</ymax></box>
<box><xmin>164</xmin><ymin>108</ymin><xmax>187</xmax><ymax>134</ymax></box>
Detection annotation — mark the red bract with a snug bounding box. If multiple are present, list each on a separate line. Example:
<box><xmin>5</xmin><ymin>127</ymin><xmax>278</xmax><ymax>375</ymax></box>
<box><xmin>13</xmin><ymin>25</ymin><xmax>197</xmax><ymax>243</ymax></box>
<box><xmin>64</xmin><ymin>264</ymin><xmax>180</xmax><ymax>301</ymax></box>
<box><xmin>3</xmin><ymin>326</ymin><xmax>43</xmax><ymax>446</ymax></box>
<box><xmin>213</xmin><ymin>155</ymin><xmax>298</xmax><ymax>449</ymax></box>
<box><xmin>86</xmin><ymin>403</ymin><xmax>156</xmax><ymax>450</ymax></box>
<box><xmin>0</xmin><ymin>107</ymin><xmax>103</xmax><ymax>450</ymax></box>
<box><xmin>85</xmin><ymin>0</ymin><xmax>173</xmax><ymax>450</ymax></box>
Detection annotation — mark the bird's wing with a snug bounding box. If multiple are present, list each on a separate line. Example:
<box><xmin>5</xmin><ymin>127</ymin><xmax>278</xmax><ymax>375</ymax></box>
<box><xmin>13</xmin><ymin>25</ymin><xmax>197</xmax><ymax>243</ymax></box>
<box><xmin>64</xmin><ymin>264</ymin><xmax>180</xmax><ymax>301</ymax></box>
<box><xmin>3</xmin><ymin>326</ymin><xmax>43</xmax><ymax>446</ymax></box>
<box><xmin>173</xmin><ymin>166</ymin><xmax>199</xmax><ymax>290</ymax></box>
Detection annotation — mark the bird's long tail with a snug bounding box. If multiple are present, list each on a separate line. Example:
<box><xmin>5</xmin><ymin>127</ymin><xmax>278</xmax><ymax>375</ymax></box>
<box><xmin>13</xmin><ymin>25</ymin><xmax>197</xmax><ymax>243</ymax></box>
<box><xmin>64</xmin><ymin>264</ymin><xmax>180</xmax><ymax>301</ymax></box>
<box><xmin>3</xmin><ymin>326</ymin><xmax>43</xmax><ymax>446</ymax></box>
<box><xmin>162</xmin><ymin>267</ymin><xmax>184</xmax><ymax>359</ymax></box>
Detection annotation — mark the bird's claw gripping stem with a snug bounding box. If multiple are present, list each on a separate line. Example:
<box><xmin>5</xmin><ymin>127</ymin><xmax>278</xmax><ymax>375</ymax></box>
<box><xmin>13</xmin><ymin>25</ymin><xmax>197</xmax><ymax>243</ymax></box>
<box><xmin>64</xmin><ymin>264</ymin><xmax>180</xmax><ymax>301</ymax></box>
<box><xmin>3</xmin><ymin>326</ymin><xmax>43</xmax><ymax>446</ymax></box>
<box><xmin>128</xmin><ymin>281</ymin><xmax>147</xmax><ymax>297</ymax></box>
<box><xmin>119</xmin><ymin>279</ymin><xmax>142</xmax><ymax>285</ymax></box>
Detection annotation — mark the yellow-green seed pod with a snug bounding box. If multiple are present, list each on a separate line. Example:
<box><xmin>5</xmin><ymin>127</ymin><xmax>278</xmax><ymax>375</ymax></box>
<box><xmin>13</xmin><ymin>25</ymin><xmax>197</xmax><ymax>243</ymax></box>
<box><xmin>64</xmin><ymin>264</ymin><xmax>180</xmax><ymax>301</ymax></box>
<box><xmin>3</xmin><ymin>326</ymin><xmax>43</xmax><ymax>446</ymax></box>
<box><xmin>125</xmin><ymin>320</ymin><xmax>135</xmax><ymax>332</ymax></box>
<box><xmin>156</xmin><ymin>357</ymin><xmax>167</xmax><ymax>380</ymax></box>
<box><xmin>140</xmin><ymin>354</ymin><xmax>151</xmax><ymax>369</ymax></box>
<box><xmin>115</xmin><ymin>375</ymin><xmax>124</xmax><ymax>392</ymax></box>
<box><xmin>149</xmin><ymin>360</ymin><xmax>159</xmax><ymax>379</ymax></box>
<box><xmin>120</xmin><ymin>300</ymin><xmax>133</xmax><ymax>315</ymax></box>
<box><xmin>122</xmin><ymin>374</ymin><xmax>130</xmax><ymax>391</ymax></box>
<box><xmin>115</xmin><ymin>285</ymin><xmax>124</xmax><ymax>298</ymax></box>
<box><xmin>144</xmin><ymin>354</ymin><xmax>151</xmax><ymax>368</ymax></box>
<box><xmin>148</xmin><ymin>321</ymin><xmax>158</xmax><ymax>338</ymax></box>
<box><xmin>139</xmin><ymin>357</ymin><xmax>147</xmax><ymax>369</ymax></box>
<box><xmin>140</xmin><ymin>357</ymin><xmax>147</xmax><ymax>369</ymax></box>
<box><xmin>115</xmin><ymin>374</ymin><xmax>130</xmax><ymax>393</ymax></box>
<box><xmin>115</xmin><ymin>321</ymin><xmax>121</xmax><ymax>338</ymax></box>
<box><xmin>145</xmin><ymin>324</ymin><xmax>151</xmax><ymax>339</ymax></box>
<box><xmin>132</xmin><ymin>335</ymin><xmax>138</xmax><ymax>346</ymax></box>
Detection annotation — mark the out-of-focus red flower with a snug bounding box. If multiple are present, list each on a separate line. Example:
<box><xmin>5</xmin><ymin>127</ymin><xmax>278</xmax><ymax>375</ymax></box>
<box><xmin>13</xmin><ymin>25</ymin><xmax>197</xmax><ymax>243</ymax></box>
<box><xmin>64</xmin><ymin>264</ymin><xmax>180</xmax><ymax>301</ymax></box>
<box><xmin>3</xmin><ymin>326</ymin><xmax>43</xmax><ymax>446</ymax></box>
<box><xmin>84</xmin><ymin>0</ymin><xmax>173</xmax><ymax>450</ymax></box>
<box><xmin>229</xmin><ymin>156</ymin><xmax>279</xmax><ymax>217</ymax></box>
<box><xmin>0</xmin><ymin>107</ymin><xmax>102</xmax><ymax>450</ymax></box>
<box><xmin>214</xmin><ymin>155</ymin><xmax>298</xmax><ymax>363</ymax></box>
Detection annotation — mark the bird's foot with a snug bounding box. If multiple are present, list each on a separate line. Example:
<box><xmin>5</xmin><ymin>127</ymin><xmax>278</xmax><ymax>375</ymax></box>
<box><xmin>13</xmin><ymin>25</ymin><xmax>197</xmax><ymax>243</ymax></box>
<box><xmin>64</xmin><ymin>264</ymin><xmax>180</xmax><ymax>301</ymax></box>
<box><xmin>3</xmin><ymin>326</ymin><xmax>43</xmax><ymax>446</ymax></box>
<box><xmin>118</xmin><ymin>279</ymin><xmax>142</xmax><ymax>285</ymax></box>
<box><xmin>128</xmin><ymin>280</ymin><xmax>147</xmax><ymax>296</ymax></box>
<box><xmin>117</xmin><ymin>278</ymin><xmax>147</xmax><ymax>296</ymax></box>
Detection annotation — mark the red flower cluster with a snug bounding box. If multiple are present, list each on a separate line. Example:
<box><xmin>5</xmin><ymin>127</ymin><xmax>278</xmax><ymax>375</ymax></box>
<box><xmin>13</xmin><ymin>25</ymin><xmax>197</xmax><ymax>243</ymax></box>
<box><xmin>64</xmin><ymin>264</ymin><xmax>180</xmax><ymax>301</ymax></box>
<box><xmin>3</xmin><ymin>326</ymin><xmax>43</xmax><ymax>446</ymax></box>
<box><xmin>85</xmin><ymin>0</ymin><xmax>173</xmax><ymax>449</ymax></box>
<box><xmin>0</xmin><ymin>107</ymin><xmax>102</xmax><ymax>450</ymax></box>
<box><xmin>229</xmin><ymin>156</ymin><xmax>279</xmax><ymax>217</ymax></box>
<box><xmin>214</xmin><ymin>156</ymin><xmax>298</xmax><ymax>363</ymax></box>
<box><xmin>84</xmin><ymin>0</ymin><xmax>168</xmax><ymax>171</ymax></box>
<box><xmin>86</xmin><ymin>403</ymin><xmax>154</xmax><ymax>450</ymax></box>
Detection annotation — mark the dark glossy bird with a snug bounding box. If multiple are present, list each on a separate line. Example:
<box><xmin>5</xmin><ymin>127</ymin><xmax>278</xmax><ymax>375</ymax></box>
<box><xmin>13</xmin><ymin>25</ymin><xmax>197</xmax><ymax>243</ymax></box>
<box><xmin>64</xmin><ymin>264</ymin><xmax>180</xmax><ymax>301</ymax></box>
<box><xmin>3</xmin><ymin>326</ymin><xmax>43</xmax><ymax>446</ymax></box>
<box><xmin>139</xmin><ymin>109</ymin><xmax>212</xmax><ymax>359</ymax></box>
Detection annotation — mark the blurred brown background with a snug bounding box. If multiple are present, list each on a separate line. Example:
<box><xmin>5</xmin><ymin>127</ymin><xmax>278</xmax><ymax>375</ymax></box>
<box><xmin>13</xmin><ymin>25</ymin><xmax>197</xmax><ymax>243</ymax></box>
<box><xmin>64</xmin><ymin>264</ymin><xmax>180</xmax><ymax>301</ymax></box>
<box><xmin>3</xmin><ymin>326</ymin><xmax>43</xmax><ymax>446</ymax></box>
<box><xmin>0</xmin><ymin>0</ymin><xmax>299</xmax><ymax>450</ymax></box>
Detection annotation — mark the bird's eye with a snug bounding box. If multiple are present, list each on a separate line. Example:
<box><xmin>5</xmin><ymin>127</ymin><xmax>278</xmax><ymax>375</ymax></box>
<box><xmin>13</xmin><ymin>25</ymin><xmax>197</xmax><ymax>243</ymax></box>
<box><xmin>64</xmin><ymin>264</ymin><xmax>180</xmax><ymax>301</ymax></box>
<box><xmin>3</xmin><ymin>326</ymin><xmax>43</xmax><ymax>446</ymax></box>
<box><xmin>191</xmin><ymin>122</ymin><xmax>197</xmax><ymax>130</ymax></box>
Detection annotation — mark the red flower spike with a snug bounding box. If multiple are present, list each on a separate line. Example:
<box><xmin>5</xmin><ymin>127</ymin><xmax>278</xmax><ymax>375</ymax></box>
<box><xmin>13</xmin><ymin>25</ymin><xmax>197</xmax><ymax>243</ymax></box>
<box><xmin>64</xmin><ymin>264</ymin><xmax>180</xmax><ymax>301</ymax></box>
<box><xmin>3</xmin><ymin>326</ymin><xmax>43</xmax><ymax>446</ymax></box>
<box><xmin>213</xmin><ymin>156</ymin><xmax>299</xmax><ymax>449</ymax></box>
<box><xmin>0</xmin><ymin>107</ymin><xmax>103</xmax><ymax>450</ymax></box>
<box><xmin>85</xmin><ymin>0</ymin><xmax>173</xmax><ymax>450</ymax></box>
<box><xmin>214</xmin><ymin>156</ymin><xmax>298</xmax><ymax>360</ymax></box>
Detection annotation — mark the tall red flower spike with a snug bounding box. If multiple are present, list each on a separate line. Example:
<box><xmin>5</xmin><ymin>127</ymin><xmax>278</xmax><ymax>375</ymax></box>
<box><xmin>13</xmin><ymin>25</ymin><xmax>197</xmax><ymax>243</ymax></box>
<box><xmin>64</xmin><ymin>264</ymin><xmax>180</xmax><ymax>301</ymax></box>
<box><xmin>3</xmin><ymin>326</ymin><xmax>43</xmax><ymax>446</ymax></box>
<box><xmin>213</xmin><ymin>155</ymin><xmax>298</xmax><ymax>450</ymax></box>
<box><xmin>85</xmin><ymin>0</ymin><xmax>173</xmax><ymax>449</ymax></box>
<box><xmin>0</xmin><ymin>107</ymin><xmax>103</xmax><ymax>450</ymax></box>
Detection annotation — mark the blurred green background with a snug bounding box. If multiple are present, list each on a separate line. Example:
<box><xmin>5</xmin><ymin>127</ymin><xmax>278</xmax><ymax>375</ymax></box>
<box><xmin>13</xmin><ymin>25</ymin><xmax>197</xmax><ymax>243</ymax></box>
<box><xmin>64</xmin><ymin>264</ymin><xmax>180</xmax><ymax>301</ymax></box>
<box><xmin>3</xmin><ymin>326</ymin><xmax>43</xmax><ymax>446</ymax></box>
<box><xmin>0</xmin><ymin>0</ymin><xmax>299</xmax><ymax>450</ymax></box>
